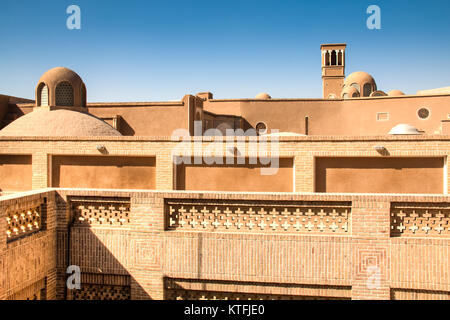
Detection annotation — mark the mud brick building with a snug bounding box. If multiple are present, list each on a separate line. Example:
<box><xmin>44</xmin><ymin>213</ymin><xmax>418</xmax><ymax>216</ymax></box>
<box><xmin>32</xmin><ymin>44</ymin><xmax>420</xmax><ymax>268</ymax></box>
<box><xmin>0</xmin><ymin>44</ymin><xmax>449</xmax><ymax>300</ymax></box>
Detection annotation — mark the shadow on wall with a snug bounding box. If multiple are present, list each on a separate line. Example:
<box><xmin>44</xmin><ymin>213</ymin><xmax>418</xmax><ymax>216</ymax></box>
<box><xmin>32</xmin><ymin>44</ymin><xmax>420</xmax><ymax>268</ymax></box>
<box><xmin>118</xmin><ymin>117</ymin><xmax>135</xmax><ymax>136</ymax></box>
<box><xmin>242</xmin><ymin>118</ymin><xmax>253</xmax><ymax>132</ymax></box>
<box><xmin>0</xmin><ymin>103</ymin><xmax>25</xmax><ymax>129</ymax></box>
<box><xmin>163</xmin><ymin>277</ymin><xmax>351</xmax><ymax>300</ymax></box>
<box><xmin>62</xmin><ymin>194</ymin><xmax>152</xmax><ymax>300</ymax></box>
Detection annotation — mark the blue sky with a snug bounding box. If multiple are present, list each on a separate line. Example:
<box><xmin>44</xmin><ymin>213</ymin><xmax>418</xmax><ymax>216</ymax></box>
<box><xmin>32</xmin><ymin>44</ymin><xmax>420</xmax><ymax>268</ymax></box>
<box><xmin>1</xmin><ymin>0</ymin><xmax>450</xmax><ymax>101</ymax></box>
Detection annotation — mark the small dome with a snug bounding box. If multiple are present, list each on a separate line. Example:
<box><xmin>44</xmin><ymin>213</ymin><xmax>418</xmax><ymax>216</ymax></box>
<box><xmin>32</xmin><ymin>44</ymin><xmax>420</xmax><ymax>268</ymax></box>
<box><xmin>344</xmin><ymin>71</ymin><xmax>376</xmax><ymax>87</ymax></box>
<box><xmin>255</xmin><ymin>92</ymin><xmax>271</xmax><ymax>99</ymax></box>
<box><xmin>327</xmin><ymin>93</ymin><xmax>338</xmax><ymax>99</ymax></box>
<box><xmin>387</xmin><ymin>90</ymin><xmax>405</xmax><ymax>96</ymax></box>
<box><xmin>0</xmin><ymin>109</ymin><xmax>121</xmax><ymax>137</ymax></box>
<box><xmin>36</xmin><ymin>67</ymin><xmax>86</xmax><ymax>108</ymax></box>
<box><xmin>370</xmin><ymin>90</ymin><xmax>387</xmax><ymax>97</ymax></box>
<box><xmin>38</xmin><ymin>67</ymin><xmax>83</xmax><ymax>86</ymax></box>
<box><xmin>341</xmin><ymin>85</ymin><xmax>360</xmax><ymax>99</ymax></box>
<box><xmin>388</xmin><ymin>124</ymin><xmax>420</xmax><ymax>135</ymax></box>
<box><xmin>343</xmin><ymin>71</ymin><xmax>377</xmax><ymax>97</ymax></box>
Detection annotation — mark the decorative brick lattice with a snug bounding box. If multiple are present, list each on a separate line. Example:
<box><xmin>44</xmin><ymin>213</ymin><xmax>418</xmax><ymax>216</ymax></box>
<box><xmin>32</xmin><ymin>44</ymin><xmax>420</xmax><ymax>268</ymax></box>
<box><xmin>55</xmin><ymin>81</ymin><xmax>74</xmax><ymax>106</ymax></box>
<box><xmin>165</xmin><ymin>289</ymin><xmax>344</xmax><ymax>300</ymax></box>
<box><xmin>71</xmin><ymin>284</ymin><xmax>130</xmax><ymax>300</ymax></box>
<box><xmin>68</xmin><ymin>273</ymin><xmax>131</xmax><ymax>300</ymax></box>
<box><xmin>164</xmin><ymin>278</ymin><xmax>352</xmax><ymax>300</ymax></box>
<box><xmin>391</xmin><ymin>203</ymin><xmax>450</xmax><ymax>237</ymax></box>
<box><xmin>7</xmin><ymin>278</ymin><xmax>46</xmax><ymax>300</ymax></box>
<box><xmin>70</xmin><ymin>197</ymin><xmax>131</xmax><ymax>226</ymax></box>
<box><xmin>6</xmin><ymin>200</ymin><xmax>45</xmax><ymax>242</ymax></box>
<box><xmin>166</xmin><ymin>199</ymin><xmax>350</xmax><ymax>234</ymax></box>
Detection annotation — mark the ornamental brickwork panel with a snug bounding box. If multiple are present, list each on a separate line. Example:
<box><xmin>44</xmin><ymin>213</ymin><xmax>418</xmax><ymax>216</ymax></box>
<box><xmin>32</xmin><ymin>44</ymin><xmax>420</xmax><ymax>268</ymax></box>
<box><xmin>165</xmin><ymin>288</ymin><xmax>345</xmax><ymax>300</ymax></box>
<box><xmin>164</xmin><ymin>278</ymin><xmax>350</xmax><ymax>300</ymax></box>
<box><xmin>164</xmin><ymin>278</ymin><xmax>352</xmax><ymax>300</ymax></box>
<box><xmin>5</xmin><ymin>199</ymin><xmax>46</xmax><ymax>242</ymax></box>
<box><xmin>70</xmin><ymin>284</ymin><xmax>130</xmax><ymax>300</ymax></box>
<box><xmin>68</xmin><ymin>273</ymin><xmax>131</xmax><ymax>300</ymax></box>
<box><xmin>7</xmin><ymin>278</ymin><xmax>46</xmax><ymax>300</ymax></box>
<box><xmin>165</xmin><ymin>199</ymin><xmax>351</xmax><ymax>234</ymax></box>
<box><xmin>391</xmin><ymin>203</ymin><xmax>450</xmax><ymax>237</ymax></box>
<box><xmin>69</xmin><ymin>197</ymin><xmax>131</xmax><ymax>226</ymax></box>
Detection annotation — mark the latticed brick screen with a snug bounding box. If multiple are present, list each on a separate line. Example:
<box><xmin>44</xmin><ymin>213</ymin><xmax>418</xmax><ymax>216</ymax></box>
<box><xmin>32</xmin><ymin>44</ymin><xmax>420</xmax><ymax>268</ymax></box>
<box><xmin>6</xmin><ymin>198</ymin><xmax>46</xmax><ymax>242</ymax></box>
<box><xmin>165</xmin><ymin>289</ymin><xmax>346</xmax><ymax>300</ymax></box>
<box><xmin>55</xmin><ymin>81</ymin><xmax>74</xmax><ymax>106</ymax></box>
<box><xmin>68</xmin><ymin>273</ymin><xmax>131</xmax><ymax>300</ymax></box>
<box><xmin>166</xmin><ymin>199</ymin><xmax>351</xmax><ymax>234</ymax></box>
<box><xmin>391</xmin><ymin>202</ymin><xmax>450</xmax><ymax>237</ymax></box>
<box><xmin>7</xmin><ymin>278</ymin><xmax>46</xmax><ymax>300</ymax></box>
<box><xmin>165</xmin><ymin>278</ymin><xmax>350</xmax><ymax>300</ymax></box>
<box><xmin>71</xmin><ymin>284</ymin><xmax>130</xmax><ymax>300</ymax></box>
<box><xmin>69</xmin><ymin>197</ymin><xmax>131</xmax><ymax>226</ymax></box>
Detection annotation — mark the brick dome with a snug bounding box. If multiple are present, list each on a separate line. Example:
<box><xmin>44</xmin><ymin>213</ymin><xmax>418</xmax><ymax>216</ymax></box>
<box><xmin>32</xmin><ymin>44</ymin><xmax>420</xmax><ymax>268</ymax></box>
<box><xmin>0</xmin><ymin>109</ymin><xmax>121</xmax><ymax>137</ymax></box>
<box><xmin>255</xmin><ymin>92</ymin><xmax>271</xmax><ymax>99</ymax></box>
<box><xmin>387</xmin><ymin>89</ymin><xmax>405</xmax><ymax>96</ymax></box>
<box><xmin>36</xmin><ymin>67</ymin><xmax>87</xmax><ymax>109</ymax></box>
<box><xmin>341</xmin><ymin>85</ymin><xmax>360</xmax><ymax>99</ymax></box>
<box><xmin>343</xmin><ymin>71</ymin><xmax>377</xmax><ymax>97</ymax></box>
<box><xmin>344</xmin><ymin>71</ymin><xmax>376</xmax><ymax>86</ymax></box>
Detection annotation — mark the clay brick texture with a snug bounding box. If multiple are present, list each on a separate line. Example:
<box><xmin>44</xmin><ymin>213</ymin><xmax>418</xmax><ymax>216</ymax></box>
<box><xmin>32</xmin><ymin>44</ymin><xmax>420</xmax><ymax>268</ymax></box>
<box><xmin>0</xmin><ymin>189</ymin><xmax>449</xmax><ymax>300</ymax></box>
<box><xmin>0</xmin><ymin>135</ymin><xmax>449</xmax><ymax>300</ymax></box>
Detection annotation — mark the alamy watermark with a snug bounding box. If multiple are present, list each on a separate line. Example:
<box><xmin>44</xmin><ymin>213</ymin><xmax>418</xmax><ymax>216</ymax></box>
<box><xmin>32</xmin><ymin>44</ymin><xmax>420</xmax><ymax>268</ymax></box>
<box><xmin>366</xmin><ymin>265</ymin><xmax>381</xmax><ymax>289</ymax></box>
<box><xmin>171</xmin><ymin>121</ymin><xmax>280</xmax><ymax>175</ymax></box>
<box><xmin>66</xmin><ymin>5</ymin><xmax>81</xmax><ymax>30</ymax></box>
<box><xmin>366</xmin><ymin>5</ymin><xmax>381</xmax><ymax>30</ymax></box>
<box><xmin>66</xmin><ymin>265</ymin><xmax>81</xmax><ymax>289</ymax></box>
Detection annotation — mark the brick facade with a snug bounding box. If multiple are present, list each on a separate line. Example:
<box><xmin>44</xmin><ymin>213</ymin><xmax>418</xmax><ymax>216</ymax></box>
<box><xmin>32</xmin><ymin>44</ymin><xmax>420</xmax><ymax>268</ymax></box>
<box><xmin>1</xmin><ymin>189</ymin><xmax>449</xmax><ymax>300</ymax></box>
<box><xmin>0</xmin><ymin>135</ymin><xmax>449</xmax><ymax>193</ymax></box>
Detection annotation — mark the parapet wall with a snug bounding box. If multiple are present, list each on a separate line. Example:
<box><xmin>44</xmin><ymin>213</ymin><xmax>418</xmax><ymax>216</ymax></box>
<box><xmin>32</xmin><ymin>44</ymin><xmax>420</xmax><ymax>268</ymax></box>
<box><xmin>204</xmin><ymin>94</ymin><xmax>450</xmax><ymax>136</ymax></box>
<box><xmin>1</xmin><ymin>135</ymin><xmax>450</xmax><ymax>194</ymax></box>
<box><xmin>1</xmin><ymin>189</ymin><xmax>449</xmax><ymax>300</ymax></box>
<box><xmin>0</xmin><ymin>190</ymin><xmax>59</xmax><ymax>300</ymax></box>
<box><xmin>6</xmin><ymin>92</ymin><xmax>450</xmax><ymax>136</ymax></box>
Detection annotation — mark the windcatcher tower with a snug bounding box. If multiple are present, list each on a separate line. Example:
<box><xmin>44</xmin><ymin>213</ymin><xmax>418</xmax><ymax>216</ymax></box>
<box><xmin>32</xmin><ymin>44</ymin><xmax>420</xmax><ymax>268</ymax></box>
<box><xmin>321</xmin><ymin>43</ymin><xmax>346</xmax><ymax>99</ymax></box>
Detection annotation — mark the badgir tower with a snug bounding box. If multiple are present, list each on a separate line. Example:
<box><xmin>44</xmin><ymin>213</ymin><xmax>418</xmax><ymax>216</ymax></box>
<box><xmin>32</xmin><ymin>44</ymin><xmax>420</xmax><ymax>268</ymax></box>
<box><xmin>0</xmin><ymin>44</ymin><xmax>449</xmax><ymax>300</ymax></box>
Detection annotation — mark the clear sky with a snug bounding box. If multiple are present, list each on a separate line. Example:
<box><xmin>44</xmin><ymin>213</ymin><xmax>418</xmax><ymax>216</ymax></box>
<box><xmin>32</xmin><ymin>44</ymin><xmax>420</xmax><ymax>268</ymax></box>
<box><xmin>1</xmin><ymin>0</ymin><xmax>450</xmax><ymax>101</ymax></box>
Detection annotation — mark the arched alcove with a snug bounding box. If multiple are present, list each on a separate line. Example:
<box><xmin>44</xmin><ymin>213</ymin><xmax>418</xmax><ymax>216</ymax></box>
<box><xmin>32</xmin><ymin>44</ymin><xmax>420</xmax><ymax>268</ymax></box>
<box><xmin>363</xmin><ymin>83</ymin><xmax>373</xmax><ymax>97</ymax></box>
<box><xmin>37</xmin><ymin>83</ymin><xmax>48</xmax><ymax>107</ymax></box>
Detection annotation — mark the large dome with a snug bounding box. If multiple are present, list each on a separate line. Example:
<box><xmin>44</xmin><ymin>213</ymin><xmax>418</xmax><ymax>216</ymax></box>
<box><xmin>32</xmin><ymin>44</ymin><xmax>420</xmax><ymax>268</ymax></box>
<box><xmin>0</xmin><ymin>109</ymin><xmax>121</xmax><ymax>137</ymax></box>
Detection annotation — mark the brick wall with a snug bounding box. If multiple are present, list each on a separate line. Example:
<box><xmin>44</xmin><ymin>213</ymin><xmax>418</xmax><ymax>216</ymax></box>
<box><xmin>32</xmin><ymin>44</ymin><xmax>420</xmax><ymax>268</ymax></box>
<box><xmin>0</xmin><ymin>190</ymin><xmax>58</xmax><ymax>300</ymax></box>
<box><xmin>1</xmin><ymin>189</ymin><xmax>449</xmax><ymax>300</ymax></box>
<box><xmin>1</xmin><ymin>135</ymin><xmax>449</xmax><ymax>193</ymax></box>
